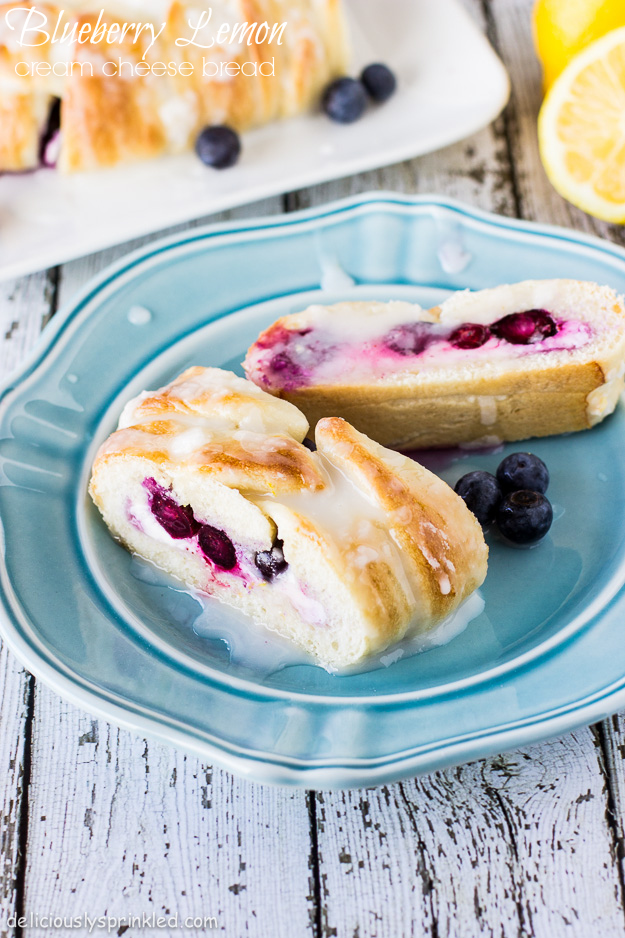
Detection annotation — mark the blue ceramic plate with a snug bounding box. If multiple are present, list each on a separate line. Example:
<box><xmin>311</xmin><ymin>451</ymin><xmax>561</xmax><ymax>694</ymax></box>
<box><xmin>2</xmin><ymin>193</ymin><xmax>625</xmax><ymax>789</ymax></box>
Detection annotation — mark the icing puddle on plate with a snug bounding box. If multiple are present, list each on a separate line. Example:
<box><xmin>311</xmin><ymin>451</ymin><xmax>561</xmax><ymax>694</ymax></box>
<box><xmin>129</xmin><ymin>554</ymin><xmax>485</xmax><ymax>679</ymax></box>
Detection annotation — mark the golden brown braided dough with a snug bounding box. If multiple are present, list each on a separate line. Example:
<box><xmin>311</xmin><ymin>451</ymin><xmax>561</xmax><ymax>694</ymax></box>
<box><xmin>89</xmin><ymin>367</ymin><xmax>488</xmax><ymax>669</ymax></box>
<box><xmin>0</xmin><ymin>0</ymin><xmax>349</xmax><ymax>172</ymax></box>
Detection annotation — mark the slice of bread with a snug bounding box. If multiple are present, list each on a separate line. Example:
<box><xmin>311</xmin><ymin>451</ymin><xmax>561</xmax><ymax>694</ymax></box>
<box><xmin>89</xmin><ymin>367</ymin><xmax>488</xmax><ymax>670</ymax></box>
<box><xmin>243</xmin><ymin>280</ymin><xmax>625</xmax><ymax>449</ymax></box>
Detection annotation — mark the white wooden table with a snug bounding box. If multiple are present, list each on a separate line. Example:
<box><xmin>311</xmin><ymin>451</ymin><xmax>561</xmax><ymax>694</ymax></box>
<box><xmin>3</xmin><ymin>2</ymin><xmax>625</xmax><ymax>935</ymax></box>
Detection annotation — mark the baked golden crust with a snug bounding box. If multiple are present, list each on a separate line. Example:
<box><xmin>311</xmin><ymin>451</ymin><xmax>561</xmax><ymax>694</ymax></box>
<box><xmin>128</xmin><ymin>365</ymin><xmax>310</xmax><ymax>438</ymax></box>
<box><xmin>315</xmin><ymin>417</ymin><xmax>488</xmax><ymax>621</ymax></box>
<box><xmin>245</xmin><ymin>280</ymin><xmax>625</xmax><ymax>449</ymax></box>
<box><xmin>93</xmin><ymin>366</ymin><xmax>323</xmax><ymax>495</ymax></box>
<box><xmin>89</xmin><ymin>366</ymin><xmax>488</xmax><ymax>668</ymax></box>
<box><xmin>279</xmin><ymin>359</ymin><xmax>610</xmax><ymax>449</ymax></box>
<box><xmin>1</xmin><ymin>0</ymin><xmax>349</xmax><ymax>172</ymax></box>
<box><xmin>262</xmin><ymin>499</ymin><xmax>417</xmax><ymax>647</ymax></box>
<box><xmin>0</xmin><ymin>2</ymin><xmax>66</xmax><ymax>91</ymax></box>
<box><xmin>96</xmin><ymin>425</ymin><xmax>326</xmax><ymax>494</ymax></box>
<box><xmin>0</xmin><ymin>92</ymin><xmax>51</xmax><ymax>169</ymax></box>
<box><xmin>0</xmin><ymin>2</ymin><xmax>63</xmax><ymax>169</ymax></box>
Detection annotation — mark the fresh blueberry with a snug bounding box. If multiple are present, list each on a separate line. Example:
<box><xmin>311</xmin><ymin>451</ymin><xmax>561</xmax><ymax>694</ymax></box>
<box><xmin>195</xmin><ymin>125</ymin><xmax>241</xmax><ymax>169</ymax></box>
<box><xmin>496</xmin><ymin>452</ymin><xmax>549</xmax><ymax>494</ymax></box>
<box><xmin>454</xmin><ymin>470</ymin><xmax>502</xmax><ymax>525</ymax></box>
<box><xmin>322</xmin><ymin>77</ymin><xmax>368</xmax><ymax>123</ymax></box>
<box><xmin>383</xmin><ymin>322</ymin><xmax>433</xmax><ymax>355</ymax></box>
<box><xmin>150</xmin><ymin>492</ymin><xmax>200</xmax><ymax>539</ymax></box>
<box><xmin>448</xmin><ymin>323</ymin><xmax>491</xmax><ymax>350</ymax></box>
<box><xmin>198</xmin><ymin>524</ymin><xmax>237</xmax><ymax>569</ymax></box>
<box><xmin>302</xmin><ymin>437</ymin><xmax>317</xmax><ymax>452</ymax></box>
<box><xmin>40</xmin><ymin>98</ymin><xmax>61</xmax><ymax>167</ymax></box>
<box><xmin>491</xmin><ymin>309</ymin><xmax>557</xmax><ymax>345</ymax></box>
<box><xmin>360</xmin><ymin>63</ymin><xmax>397</xmax><ymax>103</ymax></box>
<box><xmin>255</xmin><ymin>539</ymin><xmax>288</xmax><ymax>580</ymax></box>
<box><xmin>497</xmin><ymin>490</ymin><xmax>553</xmax><ymax>544</ymax></box>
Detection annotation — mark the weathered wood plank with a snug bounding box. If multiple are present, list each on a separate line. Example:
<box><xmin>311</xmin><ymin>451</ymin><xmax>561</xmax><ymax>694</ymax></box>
<box><xmin>315</xmin><ymin>733</ymin><xmax>624</xmax><ymax>938</ymax></box>
<box><xmin>22</xmin><ymin>685</ymin><xmax>314</xmax><ymax>937</ymax></box>
<box><xmin>482</xmin><ymin>735</ymin><xmax>625</xmax><ymax>938</ymax></box>
<box><xmin>288</xmin><ymin>119</ymin><xmax>515</xmax><ymax>219</ymax></box>
<box><xmin>6</xmin><ymin>4</ymin><xmax>625</xmax><ymax>937</ymax></box>
<box><xmin>0</xmin><ymin>271</ymin><xmax>56</xmax><ymax>379</ymax></box>
<box><xmin>0</xmin><ymin>654</ymin><xmax>32</xmax><ymax>937</ymax></box>
<box><xmin>593</xmin><ymin>717</ymin><xmax>625</xmax><ymax>894</ymax></box>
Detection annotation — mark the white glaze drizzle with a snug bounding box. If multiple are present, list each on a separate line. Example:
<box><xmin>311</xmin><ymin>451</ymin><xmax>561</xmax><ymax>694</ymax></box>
<box><xmin>115</xmin><ymin>369</ymin><xmax>465</xmax><ymax>655</ymax></box>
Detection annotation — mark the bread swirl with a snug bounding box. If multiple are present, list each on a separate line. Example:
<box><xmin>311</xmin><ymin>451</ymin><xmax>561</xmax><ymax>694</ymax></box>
<box><xmin>243</xmin><ymin>279</ymin><xmax>625</xmax><ymax>450</ymax></box>
<box><xmin>89</xmin><ymin>367</ymin><xmax>488</xmax><ymax>669</ymax></box>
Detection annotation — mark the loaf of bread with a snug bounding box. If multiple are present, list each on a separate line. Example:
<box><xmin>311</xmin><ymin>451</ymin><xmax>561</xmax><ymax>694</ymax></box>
<box><xmin>0</xmin><ymin>0</ymin><xmax>349</xmax><ymax>172</ymax></box>
<box><xmin>89</xmin><ymin>367</ymin><xmax>488</xmax><ymax>669</ymax></box>
<box><xmin>243</xmin><ymin>280</ymin><xmax>625</xmax><ymax>449</ymax></box>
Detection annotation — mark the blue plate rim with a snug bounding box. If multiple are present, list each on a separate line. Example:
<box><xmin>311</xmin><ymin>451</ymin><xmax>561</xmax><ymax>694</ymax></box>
<box><xmin>6</xmin><ymin>190</ymin><xmax>625</xmax><ymax>406</ymax></box>
<box><xmin>2</xmin><ymin>583</ymin><xmax>625</xmax><ymax>788</ymax></box>
<box><xmin>2</xmin><ymin>191</ymin><xmax>625</xmax><ymax>786</ymax></box>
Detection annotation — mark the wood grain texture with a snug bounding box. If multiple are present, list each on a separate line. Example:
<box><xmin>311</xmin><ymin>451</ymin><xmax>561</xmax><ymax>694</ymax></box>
<box><xmin>594</xmin><ymin>716</ymin><xmax>625</xmax><ymax>894</ymax></box>
<box><xmin>313</xmin><ymin>739</ymin><xmax>625</xmax><ymax>938</ymax></box>
<box><xmin>0</xmin><ymin>271</ymin><xmax>56</xmax><ymax>379</ymax></box>
<box><xmin>0</xmin><ymin>650</ymin><xmax>31</xmax><ymax>936</ymax></box>
<box><xmin>287</xmin><ymin>119</ymin><xmax>516</xmax><ymax>219</ymax></box>
<box><xmin>22</xmin><ymin>685</ymin><xmax>314</xmax><ymax>937</ymax></box>
<box><xmin>0</xmin><ymin>2</ymin><xmax>625</xmax><ymax>937</ymax></box>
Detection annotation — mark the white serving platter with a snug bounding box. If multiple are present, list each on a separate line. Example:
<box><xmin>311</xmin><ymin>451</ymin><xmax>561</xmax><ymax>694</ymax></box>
<box><xmin>0</xmin><ymin>0</ymin><xmax>509</xmax><ymax>282</ymax></box>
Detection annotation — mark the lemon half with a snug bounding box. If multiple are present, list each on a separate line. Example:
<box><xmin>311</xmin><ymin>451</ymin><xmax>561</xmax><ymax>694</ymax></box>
<box><xmin>533</xmin><ymin>0</ymin><xmax>625</xmax><ymax>89</ymax></box>
<box><xmin>538</xmin><ymin>25</ymin><xmax>625</xmax><ymax>222</ymax></box>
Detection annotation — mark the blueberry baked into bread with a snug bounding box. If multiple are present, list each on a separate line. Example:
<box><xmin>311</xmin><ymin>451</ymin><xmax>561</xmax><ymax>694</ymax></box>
<box><xmin>0</xmin><ymin>0</ymin><xmax>349</xmax><ymax>172</ymax></box>
<box><xmin>244</xmin><ymin>280</ymin><xmax>625</xmax><ymax>449</ymax></box>
<box><xmin>89</xmin><ymin>367</ymin><xmax>488</xmax><ymax>669</ymax></box>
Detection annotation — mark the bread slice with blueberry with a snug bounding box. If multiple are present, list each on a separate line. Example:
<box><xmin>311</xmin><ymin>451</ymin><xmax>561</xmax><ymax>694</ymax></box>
<box><xmin>89</xmin><ymin>367</ymin><xmax>488</xmax><ymax>670</ymax></box>
<box><xmin>243</xmin><ymin>280</ymin><xmax>625</xmax><ymax>450</ymax></box>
